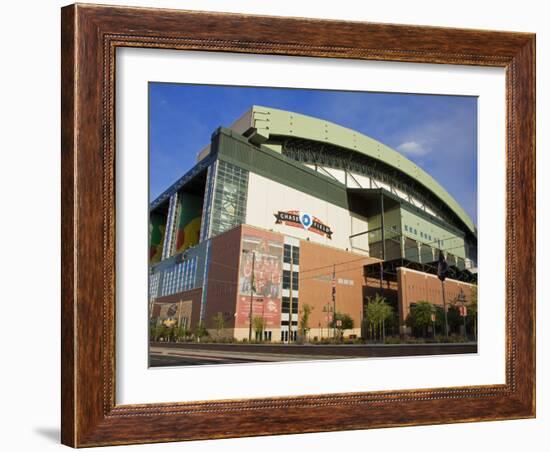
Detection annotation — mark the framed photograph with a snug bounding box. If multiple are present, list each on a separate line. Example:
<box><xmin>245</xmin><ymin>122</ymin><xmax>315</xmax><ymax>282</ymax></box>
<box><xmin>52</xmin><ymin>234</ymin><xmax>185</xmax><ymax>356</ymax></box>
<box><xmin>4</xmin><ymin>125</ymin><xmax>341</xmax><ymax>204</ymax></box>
<box><xmin>61</xmin><ymin>3</ymin><xmax>535</xmax><ymax>447</ymax></box>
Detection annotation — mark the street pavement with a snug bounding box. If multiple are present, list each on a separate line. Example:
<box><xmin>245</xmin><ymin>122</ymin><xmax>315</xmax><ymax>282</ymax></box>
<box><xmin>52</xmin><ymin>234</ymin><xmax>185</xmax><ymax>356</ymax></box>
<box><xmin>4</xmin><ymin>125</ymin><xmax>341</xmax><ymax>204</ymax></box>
<box><xmin>149</xmin><ymin>341</ymin><xmax>477</xmax><ymax>367</ymax></box>
<box><xmin>149</xmin><ymin>345</ymin><xmax>345</xmax><ymax>366</ymax></box>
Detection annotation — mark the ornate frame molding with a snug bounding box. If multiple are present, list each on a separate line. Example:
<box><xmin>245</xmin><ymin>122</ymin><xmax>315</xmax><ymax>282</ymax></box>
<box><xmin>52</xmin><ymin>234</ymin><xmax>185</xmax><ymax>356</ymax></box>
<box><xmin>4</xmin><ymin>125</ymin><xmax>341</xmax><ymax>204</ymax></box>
<box><xmin>61</xmin><ymin>4</ymin><xmax>535</xmax><ymax>447</ymax></box>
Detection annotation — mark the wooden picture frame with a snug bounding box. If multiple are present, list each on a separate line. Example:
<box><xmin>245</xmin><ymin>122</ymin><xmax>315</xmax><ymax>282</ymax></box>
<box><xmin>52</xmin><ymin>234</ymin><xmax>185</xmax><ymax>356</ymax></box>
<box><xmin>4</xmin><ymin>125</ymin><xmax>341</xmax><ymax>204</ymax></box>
<box><xmin>61</xmin><ymin>3</ymin><xmax>535</xmax><ymax>447</ymax></box>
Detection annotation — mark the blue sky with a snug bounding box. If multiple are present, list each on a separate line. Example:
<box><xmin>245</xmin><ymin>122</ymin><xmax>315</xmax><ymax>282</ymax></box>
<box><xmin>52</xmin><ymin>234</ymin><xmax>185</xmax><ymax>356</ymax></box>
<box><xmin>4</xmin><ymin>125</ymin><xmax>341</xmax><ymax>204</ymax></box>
<box><xmin>149</xmin><ymin>83</ymin><xmax>477</xmax><ymax>225</ymax></box>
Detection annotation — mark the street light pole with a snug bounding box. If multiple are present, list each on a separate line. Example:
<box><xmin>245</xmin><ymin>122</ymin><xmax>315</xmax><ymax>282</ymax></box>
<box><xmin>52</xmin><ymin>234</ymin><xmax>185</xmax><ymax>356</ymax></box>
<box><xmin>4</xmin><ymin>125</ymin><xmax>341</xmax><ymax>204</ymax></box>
<box><xmin>441</xmin><ymin>280</ymin><xmax>449</xmax><ymax>338</ymax></box>
<box><xmin>458</xmin><ymin>289</ymin><xmax>467</xmax><ymax>340</ymax></box>
<box><xmin>323</xmin><ymin>304</ymin><xmax>330</xmax><ymax>339</ymax></box>
<box><xmin>332</xmin><ymin>264</ymin><xmax>336</xmax><ymax>340</ymax></box>
<box><xmin>437</xmin><ymin>251</ymin><xmax>449</xmax><ymax>338</ymax></box>
<box><xmin>463</xmin><ymin>304</ymin><xmax>467</xmax><ymax>340</ymax></box>
<box><xmin>261</xmin><ymin>298</ymin><xmax>265</xmax><ymax>342</ymax></box>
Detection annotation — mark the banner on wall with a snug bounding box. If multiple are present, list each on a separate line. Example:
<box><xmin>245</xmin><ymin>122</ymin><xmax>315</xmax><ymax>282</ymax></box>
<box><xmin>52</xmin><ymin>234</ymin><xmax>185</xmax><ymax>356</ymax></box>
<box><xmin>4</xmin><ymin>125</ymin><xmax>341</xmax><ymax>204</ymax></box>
<box><xmin>236</xmin><ymin>233</ymin><xmax>283</xmax><ymax>328</ymax></box>
<box><xmin>152</xmin><ymin>300</ymin><xmax>193</xmax><ymax>327</ymax></box>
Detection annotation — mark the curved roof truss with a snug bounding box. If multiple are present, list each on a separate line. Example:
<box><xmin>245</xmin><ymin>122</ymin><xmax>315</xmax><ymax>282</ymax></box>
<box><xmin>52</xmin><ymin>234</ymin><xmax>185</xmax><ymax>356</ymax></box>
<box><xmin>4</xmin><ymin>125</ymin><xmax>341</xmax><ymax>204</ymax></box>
<box><xmin>231</xmin><ymin>105</ymin><xmax>476</xmax><ymax>236</ymax></box>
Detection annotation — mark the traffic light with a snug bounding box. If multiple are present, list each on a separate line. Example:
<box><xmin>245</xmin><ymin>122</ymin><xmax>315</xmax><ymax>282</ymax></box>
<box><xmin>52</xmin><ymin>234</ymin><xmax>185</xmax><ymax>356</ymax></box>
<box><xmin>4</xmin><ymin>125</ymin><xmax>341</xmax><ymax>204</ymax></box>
<box><xmin>437</xmin><ymin>250</ymin><xmax>449</xmax><ymax>282</ymax></box>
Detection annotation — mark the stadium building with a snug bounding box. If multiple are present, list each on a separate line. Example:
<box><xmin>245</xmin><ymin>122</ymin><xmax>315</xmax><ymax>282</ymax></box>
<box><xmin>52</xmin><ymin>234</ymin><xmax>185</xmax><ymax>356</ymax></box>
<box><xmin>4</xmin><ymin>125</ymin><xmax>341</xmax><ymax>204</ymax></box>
<box><xmin>149</xmin><ymin>106</ymin><xmax>478</xmax><ymax>341</ymax></box>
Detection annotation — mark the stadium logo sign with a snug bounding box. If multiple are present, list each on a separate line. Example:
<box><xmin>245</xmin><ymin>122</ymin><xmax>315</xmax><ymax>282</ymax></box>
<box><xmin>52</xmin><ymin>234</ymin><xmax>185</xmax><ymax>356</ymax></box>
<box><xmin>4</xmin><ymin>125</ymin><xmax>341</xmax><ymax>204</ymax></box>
<box><xmin>274</xmin><ymin>210</ymin><xmax>333</xmax><ymax>239</ymax></box>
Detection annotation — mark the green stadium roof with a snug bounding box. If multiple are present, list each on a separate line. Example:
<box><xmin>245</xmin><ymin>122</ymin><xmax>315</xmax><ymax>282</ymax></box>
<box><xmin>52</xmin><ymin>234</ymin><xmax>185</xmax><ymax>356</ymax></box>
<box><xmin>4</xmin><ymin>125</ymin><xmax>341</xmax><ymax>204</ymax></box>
<box><xmin>230</xmin><ymin>105</ymin><xmax>476</xmax><ymax>235</ymax></box>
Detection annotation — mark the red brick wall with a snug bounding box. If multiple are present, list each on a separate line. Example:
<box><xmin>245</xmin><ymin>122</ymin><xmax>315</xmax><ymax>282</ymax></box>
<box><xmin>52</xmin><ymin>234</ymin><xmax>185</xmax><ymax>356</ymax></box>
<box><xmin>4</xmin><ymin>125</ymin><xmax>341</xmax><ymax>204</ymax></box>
<box><xmin>203</xmin><ymin>226</ymin><xmax>243</xmax><ymax>329</ymax></box>
<box><xmin>397</xmin><ymin>267</ymin><xmax>476</xmax><ymax>323</ymax></box>
<box><xmin>299</xmin><ymin>240</ymin><xmax>378</xmax><ymax>333</ymax></box>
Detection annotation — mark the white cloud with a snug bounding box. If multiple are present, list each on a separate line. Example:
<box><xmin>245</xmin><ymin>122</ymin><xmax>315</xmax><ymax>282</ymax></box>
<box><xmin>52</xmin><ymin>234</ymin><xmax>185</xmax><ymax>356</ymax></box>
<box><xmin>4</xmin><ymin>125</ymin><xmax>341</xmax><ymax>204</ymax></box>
<box><xmin>396</xmin><ymin>140</ymin><xmax>430</xmax><ymax>156</ymax></box>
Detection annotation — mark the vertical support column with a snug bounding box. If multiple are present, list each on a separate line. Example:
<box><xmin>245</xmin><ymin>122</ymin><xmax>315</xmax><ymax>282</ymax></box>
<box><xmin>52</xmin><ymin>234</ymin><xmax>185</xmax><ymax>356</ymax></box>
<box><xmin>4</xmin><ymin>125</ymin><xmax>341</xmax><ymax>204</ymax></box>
<box><xmin>162</xmin><ymin>192</ymin><xmax>179</xmax><ymax>260</ymax></box>
<box><xmin>283</xmin><ymin>237</ymin><xmax>300</xmax><ymax>343</ymax></box>
<box><xmin>199</xmin><ymin>161</ymin><xmax>218</xmax><ymax>243</ymax></box>
<box><xmin>199</xmin><ymin>240</ymin><xmax>211</xmax><ymax>324</ymax></box>
<box><xmin>397</xmin><ymin>267</ymin><xmax>408</xmax><ymax>338</ymax></box>
<box><xmin>380</xmin><ymin>191</ymin><xmax>386</xmax><ymax>260</ymax></box>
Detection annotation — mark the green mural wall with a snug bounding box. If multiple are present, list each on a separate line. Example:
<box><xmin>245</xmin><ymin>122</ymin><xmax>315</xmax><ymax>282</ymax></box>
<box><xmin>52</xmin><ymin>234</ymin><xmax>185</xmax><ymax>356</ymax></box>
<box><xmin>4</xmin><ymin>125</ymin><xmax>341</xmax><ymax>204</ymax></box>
<box><xmin>149</xmin><ymin>212</ymin><xmax>166</xmax><ymax>264</ymax></box>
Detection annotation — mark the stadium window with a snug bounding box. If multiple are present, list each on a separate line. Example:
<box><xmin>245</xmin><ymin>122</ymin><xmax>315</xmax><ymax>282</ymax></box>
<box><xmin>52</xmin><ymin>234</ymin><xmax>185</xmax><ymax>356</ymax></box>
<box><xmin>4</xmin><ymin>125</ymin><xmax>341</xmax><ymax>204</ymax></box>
<box><xmin>404</xmin><ymin>225</ymin><xmax>408</xmax><ymax>232</ymax></box>
<box><xmin>210</xmin><ymin>161</ymin><xmax>249</xmax><ymax>237</ymax></box>
<box><xmin>292</xmin><ymin>246</ymin><xmax>300</xmax><ymax>265</ymax></box>
<box><xmin>283</xmin><ymin>270</ymin><xmax>291</xmax><ymax>289</ymax></box>
<box><xmin>282</xmin><ymin>296</ymin><xmax>290</xmax><ymax>313</ymax></box>
<box><xmin>414</xmin><ymin>228</ymin><xmax>417</xmax><ymax>235</ymax></box>
<box><xmin>283</xmin><ymin>244</ymin><xmax>291</xmax><ymax>263</ymax></box>
<box><xmin>292</xmin><ymin>271</ymin><xmax>299</xmax><ymax>290</ymax></box>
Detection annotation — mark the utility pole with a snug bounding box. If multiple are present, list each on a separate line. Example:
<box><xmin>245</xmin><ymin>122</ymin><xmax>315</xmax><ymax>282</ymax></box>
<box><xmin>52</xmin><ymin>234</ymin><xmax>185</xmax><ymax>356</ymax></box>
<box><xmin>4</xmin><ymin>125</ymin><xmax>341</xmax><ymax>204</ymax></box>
<box><xmin>380</xmin><ymin>192</ymin><xmax>386</xmax><ymax>260</ymax></box>
<box><xmin>323</xmin><ymin>304</ymin><xmax>330</xmax><ymax>339</ymax></box>
<box><xmin>261</xmin><ymin>298</ymin><xmax>265</xmax><ymax>342</ymax></box>
<box><xmin>458</xmin><ymin>289</ymin><xmax>467</xmax><ymax>340</ymax></box>
<box><xmin>437</xmin><ymin>251</ymin><xmax>449</xmax><ymax>338</ymax></box>
<box><xmin>379</xmin><ymin>261</ymin><xmax>384</xmax><ymax>292</ymax></box>
<box><xmin>441</xmin><ymin>280</ymin><xmax>448</xmax><ymax>337</ymax></box>
<box><xmin>379</xmin><ymin>191</ymin><xmax>386</xmax><ymax>295</ymax></box>
<box><xmin>332</xmin><ymin>264</ymin><xmax>336</xmax><ymax>340</ymax></box>
<box><xmin>177</xmin><ymin>300</ymin><xmax>183</xmax><ymax>328</ymax></box>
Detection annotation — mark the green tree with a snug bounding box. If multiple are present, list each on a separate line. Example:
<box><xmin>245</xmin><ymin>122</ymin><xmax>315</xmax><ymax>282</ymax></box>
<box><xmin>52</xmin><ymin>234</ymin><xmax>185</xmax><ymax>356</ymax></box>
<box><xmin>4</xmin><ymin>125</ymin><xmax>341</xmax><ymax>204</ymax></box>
<box><xmin>212</xmin><ymin>312</ymin><xmax>225</xmax><ymax>338</ymax></box>
<box><xmin>174</xmin><ymin>325</ymin><xmax>188</xmax><ymax>342</ymax></box>
<box><xmin>252</xmin><ymin>315</ymin><xmax>266</xmax><ymax>341</ymax></box>
<box><xmin>150</xmin><ymin>324</ymin><xmax>166</xmax><ymax>342</ymax></box>
<box><xmin>406</xmin><ymin>301</ymin><xmax>433</xmax><ymax>337</ymax></box>
<box><xmin>364</xmin><ymin>293</ymin><xmax>393</xmax><ymax>341</ymax></box>
<box><xmin>193</xmin><ymin>321</ymin><xmax>209</xmax><ymax>341</ymax></box>
<box><xmin>330</xmin><ymin>312</ymin><xmax>354</xmax><ymax>340</ymax></box>
<box><xmin>299</xmin><ymin>303</ymin><xmax>313</xmax><ymax>341</ymax></box>
<box><xmin>446</xmin><ymin>305</ymin><xmax>462</xmax><ymax>334</ymax></box>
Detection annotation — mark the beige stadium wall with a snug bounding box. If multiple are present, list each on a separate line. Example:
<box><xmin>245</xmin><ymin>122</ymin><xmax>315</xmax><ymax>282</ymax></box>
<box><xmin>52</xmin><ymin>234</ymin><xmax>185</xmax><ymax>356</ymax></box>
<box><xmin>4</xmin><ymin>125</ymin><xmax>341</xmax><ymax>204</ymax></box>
<box><xmin>245</xmin><ymin>171</ymin><xmax>369</xmax><ymax>253</ymax></box>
